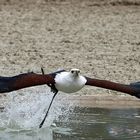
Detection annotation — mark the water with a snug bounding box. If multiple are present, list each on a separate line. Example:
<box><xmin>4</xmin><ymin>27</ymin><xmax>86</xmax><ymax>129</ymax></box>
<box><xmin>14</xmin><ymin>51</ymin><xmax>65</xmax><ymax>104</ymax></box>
<box><xmin>53</xmin><ymin>107</ymin><xmax>140</xmax><ymax>140</ymax></box>
<box><xmin>0</xmin><ymin>90</ymin><xmax>140</xmax><ymax>140</ymax></box>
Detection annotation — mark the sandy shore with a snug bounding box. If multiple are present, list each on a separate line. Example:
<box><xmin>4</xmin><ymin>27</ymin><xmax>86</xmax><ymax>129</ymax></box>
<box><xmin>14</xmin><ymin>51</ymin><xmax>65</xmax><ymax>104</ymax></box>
<box><xmin>66</xmin><ymin>94</ymin><xmax>140</xmax><ymax>108</ymax></box>
<box><xmin>0</xmin><ymin>0</ymin><xmax>140</xmax><ymax>107</ymax></box>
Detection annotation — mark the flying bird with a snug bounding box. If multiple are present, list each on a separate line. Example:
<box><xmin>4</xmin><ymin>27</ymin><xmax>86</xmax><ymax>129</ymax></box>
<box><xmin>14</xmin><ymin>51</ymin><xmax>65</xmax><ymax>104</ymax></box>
<box><xmin>0</xmin><ymin>68</ymin><xmax>140</xmax><ymax>128</ymax></box>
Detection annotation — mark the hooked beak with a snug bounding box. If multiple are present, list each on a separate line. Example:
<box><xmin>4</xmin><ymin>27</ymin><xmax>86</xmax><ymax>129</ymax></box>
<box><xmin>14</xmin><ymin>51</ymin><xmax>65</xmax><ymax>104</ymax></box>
<box><xmin>75</xmin><ymin>71</ymin><xmax>79</xmax><ymax>76</ymax></box>
<box><xmin>73</xmin><ymin>71</ymin><xmax>79</xmax><ymax>77</ymax></box>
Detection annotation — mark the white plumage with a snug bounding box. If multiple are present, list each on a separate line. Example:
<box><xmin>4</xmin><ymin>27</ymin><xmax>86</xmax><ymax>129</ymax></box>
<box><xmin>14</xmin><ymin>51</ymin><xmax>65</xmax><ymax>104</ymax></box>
<box><xmin>55</xmin><ymin>69</ymin><xmax>87</xmax><ymax>93</ymax></box>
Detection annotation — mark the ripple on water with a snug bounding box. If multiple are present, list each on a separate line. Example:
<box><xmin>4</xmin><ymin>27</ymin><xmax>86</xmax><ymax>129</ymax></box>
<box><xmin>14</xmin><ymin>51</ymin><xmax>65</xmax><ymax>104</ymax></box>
<box><xmin>0</xmin><ymin>90</ymin><xmax>140</xmax><ymax>140</ymax></box>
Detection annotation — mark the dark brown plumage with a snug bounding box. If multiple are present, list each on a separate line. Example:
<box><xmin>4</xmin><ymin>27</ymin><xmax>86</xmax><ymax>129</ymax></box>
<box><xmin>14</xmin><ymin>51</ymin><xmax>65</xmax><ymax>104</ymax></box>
<box><xmin>0</xmin><ymin>70</ymin><xmax>140</xmax><ymax>99</ymax></box>
<box><xmin>0</xmin><ymin>72</ymin><xmax>54</xmax><ymax>93</ymax></box>
<box><xmin>0</xmin><ymin>69</ymin><xmax>140</xmax><ymax>128</ymax></box>
<box><xmin>85</xmin><ymin>77</ymin><xmax>140</xmax><ymax>98</ymax></box>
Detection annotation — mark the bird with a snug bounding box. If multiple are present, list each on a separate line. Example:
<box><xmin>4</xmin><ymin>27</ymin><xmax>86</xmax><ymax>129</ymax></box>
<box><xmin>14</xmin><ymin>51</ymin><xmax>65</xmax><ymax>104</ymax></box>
<box><xmin>0</xmin><ymin>68</ymin><xmax>140</xmax><ymax>128</ymax></box>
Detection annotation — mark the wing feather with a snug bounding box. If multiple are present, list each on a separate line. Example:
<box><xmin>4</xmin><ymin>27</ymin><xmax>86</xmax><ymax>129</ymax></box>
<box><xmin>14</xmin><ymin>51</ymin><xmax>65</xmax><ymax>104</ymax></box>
<box><xmin>85</xmin><ymin>77</ymin><xmax>140</xmax><ymax>99</ymax></box>
<box><xmin>130</xmin><ymin>81</ymin><xmax>140</xmax><ymax>88</ymax></box>
<box><xmin>0</xmin><ymin>72</ymin><xmax>54</xmax><ymax>93</ymax></box>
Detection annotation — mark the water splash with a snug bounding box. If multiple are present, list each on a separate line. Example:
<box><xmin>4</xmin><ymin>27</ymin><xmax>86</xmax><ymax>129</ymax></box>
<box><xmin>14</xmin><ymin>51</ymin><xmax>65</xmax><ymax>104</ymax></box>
<box><xmin>0</xmin><ymin>87</ymin><xmax>75</xmax><ymax>130</ymax></box>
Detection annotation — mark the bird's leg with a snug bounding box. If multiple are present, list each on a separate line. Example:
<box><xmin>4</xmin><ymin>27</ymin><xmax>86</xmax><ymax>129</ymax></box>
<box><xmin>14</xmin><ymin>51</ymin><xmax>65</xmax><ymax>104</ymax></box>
<box><xmin>39</xmin><ymin>91</ymin><xmax>58</xmax><ymax>128</ymax></box>
<box><xmin>39</xmin><ymin>67</ymin><xmax>58</xmax><ymax>128</ymax></box>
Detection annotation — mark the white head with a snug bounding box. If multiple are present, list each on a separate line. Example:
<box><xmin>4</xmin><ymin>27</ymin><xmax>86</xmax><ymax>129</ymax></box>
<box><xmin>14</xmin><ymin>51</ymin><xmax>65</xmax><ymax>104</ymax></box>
<box><xmin>70</xmin><ymin>68</ymin><xmax>80</xmax><ymax>78</ymax></box>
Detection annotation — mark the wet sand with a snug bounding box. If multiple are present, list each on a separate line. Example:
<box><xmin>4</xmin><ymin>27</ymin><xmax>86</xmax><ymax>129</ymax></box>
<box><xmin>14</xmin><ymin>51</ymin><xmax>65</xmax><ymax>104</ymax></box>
<box><xmin>65</xmin><ymin>94</ymin><xmax>140</xmax><ymax>108</ymax></box>
<box><xmin>0</xmin><ymin>0</ymin><xmax>140</xmax><ymax>107</ymax></box>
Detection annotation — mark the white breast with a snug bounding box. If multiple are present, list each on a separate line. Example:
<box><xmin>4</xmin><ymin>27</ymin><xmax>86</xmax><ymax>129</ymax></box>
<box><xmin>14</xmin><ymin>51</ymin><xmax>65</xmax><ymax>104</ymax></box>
<box><xmin>54</xmin><ymin>72</ymin><xmax>87</xmax><ymax>93</ymax></box>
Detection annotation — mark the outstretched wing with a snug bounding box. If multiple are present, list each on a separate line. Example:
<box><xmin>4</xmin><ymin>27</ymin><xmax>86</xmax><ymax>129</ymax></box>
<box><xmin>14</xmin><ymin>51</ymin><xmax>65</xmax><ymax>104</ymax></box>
<box><xmin>85</xmin><ymin>77</ymin><xmax>140</xmax><ymax>99</ymax></box>
<box><xmin>0</xmin><ymin>72</ymin><xmax>55</xmax><ymax>93</ymax></box>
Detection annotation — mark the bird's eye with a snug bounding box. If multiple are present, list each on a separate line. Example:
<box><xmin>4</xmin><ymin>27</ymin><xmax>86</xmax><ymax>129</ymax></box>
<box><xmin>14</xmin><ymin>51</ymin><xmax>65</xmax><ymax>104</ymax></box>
<box><xmin>71</xmin><ymin>71</ymin><xmax>74</xmax><ymax>73</ymax></box>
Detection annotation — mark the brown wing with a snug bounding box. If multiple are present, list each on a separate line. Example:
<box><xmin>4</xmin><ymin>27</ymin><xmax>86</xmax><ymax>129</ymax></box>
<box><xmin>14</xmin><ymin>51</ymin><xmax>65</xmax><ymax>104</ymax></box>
<box><xmin>85</xmin><ymin>77</ymin><xmax>140</xmax><ymax>99</ymax></box>
<box><xmin>0</xmin><ymin>72</ymin><xmax>55</xmax><ymax>93</ymax></box>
